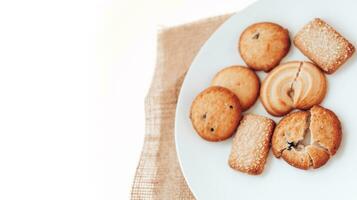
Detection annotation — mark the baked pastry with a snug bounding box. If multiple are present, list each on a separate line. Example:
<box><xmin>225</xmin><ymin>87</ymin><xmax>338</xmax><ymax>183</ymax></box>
<box><xmin>228</xmin><ymin>114</ymin><xmax>275</xmax><ymax>175</ymax></box>
<box><xmin>260</xmin><ymin>61</ymin><xmax>327</xmax><ymax>116</ymax></box>
<box><xmin>239</xmin><ymin>22</ymin><xmax>290</xmax><ymax>72</ymax></box>
<box><xmin>211</xmin><ymin>66</ymin><xmax>260</xmax><ymax>111</ymax></box>
<box><xmin>272</xmin><ymin>105</ymin><xmax>342</xmax><ymax>170</ymax></box>
<box><xmin>294</xmin><ymin>18</ymin><xmax>355</xmax><ymax>74</ymax></box>
<box><xmin>190</xmin><ymin>86</ymin><xmax>242</xmax><ymax>141</ymax></box>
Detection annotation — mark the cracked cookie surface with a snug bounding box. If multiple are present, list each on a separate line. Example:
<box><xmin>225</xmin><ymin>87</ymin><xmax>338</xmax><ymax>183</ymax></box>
<box><xmin>190</xmin><ymin>86</ymin><xmax>242</xmax><ymax>141</ymax></box>
<box><xmin>260</xmin><ymin>61</ymin><xmax>327</xmax><ymax>116</ymax></box>
<box><xmin>272</xmin><ymin>105</ymin><xmax>342</xmax><ymax>170</ymax></box>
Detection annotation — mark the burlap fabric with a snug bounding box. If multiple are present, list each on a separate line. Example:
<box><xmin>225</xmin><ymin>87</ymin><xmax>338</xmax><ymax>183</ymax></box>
<box><xmin>131</xmin><ymin>14</ymin><xmax>232</xmax><ymax>199</ymax></box>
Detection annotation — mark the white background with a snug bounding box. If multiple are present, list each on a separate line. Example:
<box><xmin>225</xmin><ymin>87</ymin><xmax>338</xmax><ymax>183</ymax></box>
<box><xmin>0</xmin><ymin>0</ymin><xmax>254</xmax><ymax>199</ymax></box>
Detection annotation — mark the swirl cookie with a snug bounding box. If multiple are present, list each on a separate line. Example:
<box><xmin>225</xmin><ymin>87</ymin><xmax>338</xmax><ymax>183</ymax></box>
<box><xmin>211</xmin><ymin>66</ymin><xmax>260</xmax><ymax>111</ymax></box>
<box><xmin>294</xmin><ymin>18</ymin><xmax>355</xmax><ymax>74</ymax></box>
<box><xmin>190</xmin><ymin>86</ymin><xmax>242</xmax><ymax>141</ymax></box>
<box><xmin>239</xmin><ymin>22</ymin><xmax>291</xmax><ymax>72</ymax></box>
<box><xmin>272</xmin><ymin>105</ymin><xmax>342</xmax><ymax>170</ymax></box>
<box><xmin>229</xmin><ymin>114</ymin><xmax>275</xmax><ymax>175</ymax></box>
<box><xmin>260</xmin><ymin>61</ymin><xmax>327</xmax><ymax>116</ymax></box>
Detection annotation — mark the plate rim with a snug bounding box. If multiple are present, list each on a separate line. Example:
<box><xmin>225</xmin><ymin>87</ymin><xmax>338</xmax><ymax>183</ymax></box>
<box><xmin>173</xmin><ymin>1</ymin><xmax>260</xmax><ymax>197</ymax></box>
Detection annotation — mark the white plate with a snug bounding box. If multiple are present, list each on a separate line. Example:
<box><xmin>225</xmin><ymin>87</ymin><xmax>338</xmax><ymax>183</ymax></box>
<box><xmin>175</xmin><ymin>0</ymin><xmax>357</xmax><ymax>199</ymax></box>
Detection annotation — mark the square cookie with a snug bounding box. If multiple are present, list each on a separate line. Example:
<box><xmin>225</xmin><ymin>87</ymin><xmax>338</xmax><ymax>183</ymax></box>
<box><xmin>294</xmin><ymin>18</ymin><xmax>355</xmax><ymax>74</ymax></box>
<box><xmin>228</xmin><ymin>114</ymin><xmax>275</xmax><ymax>175</ymax></box>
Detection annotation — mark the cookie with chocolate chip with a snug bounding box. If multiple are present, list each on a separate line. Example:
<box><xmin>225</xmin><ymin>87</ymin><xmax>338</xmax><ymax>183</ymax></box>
<box><xmin>272</xmin><ymin>105</ymin><xmax>342</xmax><ymax>170</ymax></box>
<box><xmin>239</xmin><ymin>22</ymin><xmax>291</xmax><ymax>72</ymax></box>
<box><xmin>190</xmin><ymin>86</ymin><xmax>242</xmax><ymax>141</ymax></box>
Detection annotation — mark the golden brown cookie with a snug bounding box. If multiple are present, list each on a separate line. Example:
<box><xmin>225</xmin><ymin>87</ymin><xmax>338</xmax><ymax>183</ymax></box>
<box><xmin>272</xmin><ymin>105</ymin><xmax>342</xmax><ymax>170</ymax></box>
<box><xmin>294</xmin><ymin>18</ymin><xmax>355</xmax><ymax>74</ymax></box>
<box><xmin>190</xmin><ymin>86</ymin><xmax>242</xmax><ymax>141</ymax></box>
<box><xmin>228</xmin><ymin>114</ymin><xmax>275</xmax><ymax>175</ymax></box>
<box><xmin>260</xmin><ymin>61</ymin><xmax>327</xmax><ymax>116</ymax></box>
<box><xmin>211</xmin><ymin>66</ymin><xmax>260</xmax><ymax>111</ymax></box>
<box><xmin>239</xmin><ymin>22</ymin><xmax>291</xmax><ymax>72</ymax></box>
<box><xmin>309</xmin><ymin>105</ymin><xmax>342</xmax><ymax>156</ymax></box>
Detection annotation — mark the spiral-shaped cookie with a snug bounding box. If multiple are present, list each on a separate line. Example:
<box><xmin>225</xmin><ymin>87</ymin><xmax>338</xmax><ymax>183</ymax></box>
<box><xmin>260</xmin><ymin>61</ymin><xmax>327</xmax><ymax>116</ymax></box>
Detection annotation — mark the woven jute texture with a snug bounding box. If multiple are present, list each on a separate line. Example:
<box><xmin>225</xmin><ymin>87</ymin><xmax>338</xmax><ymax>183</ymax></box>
<box><xmin>131</xmin><ymin>14</ymin><xmax>232</xmax><ymax>200</ymax></box>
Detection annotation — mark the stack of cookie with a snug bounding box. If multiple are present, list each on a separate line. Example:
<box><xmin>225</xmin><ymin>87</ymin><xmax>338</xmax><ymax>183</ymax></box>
<box><xmin>189</xmin><ymin>18</ymin><xmax>354</xmax><ymax>175</ymax></box>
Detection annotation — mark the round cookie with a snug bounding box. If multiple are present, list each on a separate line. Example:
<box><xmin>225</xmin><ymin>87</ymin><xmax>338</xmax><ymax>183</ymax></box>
<box><xmin>190</xmin><ymin>86</ymin><xmax>242</xmax><ymax>141</ymax></box>
<box><xmin>272</xmin><ymin>105</ymin><xmax>342</xmax><ymax>170</ymax></box>
<box><xmin>211</xmin><ymin>66</ymin><xmax>260</xmax><ymax>111</ymax></box>
<box><xmin>239</xmin><ymin>22</ymin><xmax>290</xmax><ymax>72</ymax></box>
<box><xmin>260</xmin><ymin>61</ymin><xmax>327</xmax><ymax>116</ymax></box>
